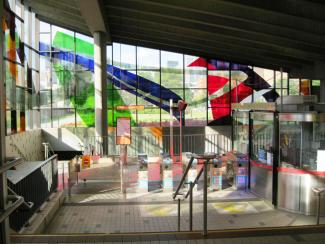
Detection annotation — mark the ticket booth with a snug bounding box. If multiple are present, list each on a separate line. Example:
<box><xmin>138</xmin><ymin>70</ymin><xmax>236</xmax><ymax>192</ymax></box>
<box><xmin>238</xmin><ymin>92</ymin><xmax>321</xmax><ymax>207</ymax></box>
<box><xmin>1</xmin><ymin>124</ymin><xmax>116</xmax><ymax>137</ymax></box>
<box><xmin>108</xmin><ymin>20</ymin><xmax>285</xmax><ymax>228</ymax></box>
<box><xmin>232</xmin><ymin>97</ymin><xmax>325</xmax><ymax>213</ymax></box>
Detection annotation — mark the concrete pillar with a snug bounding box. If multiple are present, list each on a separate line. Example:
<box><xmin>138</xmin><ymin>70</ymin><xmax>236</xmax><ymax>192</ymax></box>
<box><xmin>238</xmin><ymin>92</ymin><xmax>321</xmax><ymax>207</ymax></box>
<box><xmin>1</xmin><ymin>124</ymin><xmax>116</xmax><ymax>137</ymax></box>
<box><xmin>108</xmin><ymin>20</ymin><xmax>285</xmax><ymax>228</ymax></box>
<box><xmin>94</xmin><ymin>31</ymin><xmax>108</xmax><ymax>155</ymax></box>
<box><xmin>0</xmin><ymin>1</ymin><xmax>10</xmax><ymax>242</ymax></box>
<box><xmin>320</xmin><ymin>80</ymin><xmax>325</xmax><ymax>103</ymax></box>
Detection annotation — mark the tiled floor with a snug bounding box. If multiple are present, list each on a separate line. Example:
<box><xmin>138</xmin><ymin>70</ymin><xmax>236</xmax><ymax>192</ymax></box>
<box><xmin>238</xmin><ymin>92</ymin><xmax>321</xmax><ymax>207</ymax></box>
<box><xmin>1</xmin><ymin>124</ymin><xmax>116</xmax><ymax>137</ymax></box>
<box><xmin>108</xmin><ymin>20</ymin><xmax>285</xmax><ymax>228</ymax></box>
<box><xmin>45</xmin><ymin>159</ymin><xmax>325</xmax><ymax>235</ymax></box>
<box><xmin>44</xmin><ymin>183</ymin><xmax>323</xmax><ymax>235</ymax></box>
<box><xmin>11</xmin><ymin>231</ymin><xmax>325</xmax><ymax>243</ymax></box>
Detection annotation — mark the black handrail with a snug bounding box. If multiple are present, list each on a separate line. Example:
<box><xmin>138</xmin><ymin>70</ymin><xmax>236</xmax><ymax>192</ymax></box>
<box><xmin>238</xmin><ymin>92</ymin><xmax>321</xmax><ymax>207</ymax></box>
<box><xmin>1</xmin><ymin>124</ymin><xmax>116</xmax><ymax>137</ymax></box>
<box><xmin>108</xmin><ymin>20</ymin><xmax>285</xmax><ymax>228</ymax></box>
<box><xmin>8</xmin><ymin>154</ymin><xmax>59</xmax><ymax>231</ymax></box>
<box><xmin>172</xmin><ymin>156</ymin><xmax>194</xmax><ymax>199</ymax></box>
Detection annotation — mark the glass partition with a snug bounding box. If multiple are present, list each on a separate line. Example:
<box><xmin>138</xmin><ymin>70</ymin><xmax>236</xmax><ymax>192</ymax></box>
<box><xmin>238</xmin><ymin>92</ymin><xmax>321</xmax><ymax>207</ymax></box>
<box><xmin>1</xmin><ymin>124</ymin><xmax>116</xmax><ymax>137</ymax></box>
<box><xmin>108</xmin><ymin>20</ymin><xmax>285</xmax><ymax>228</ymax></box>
<box><xmin>251</xmin><ymin>112</ymin><xmax>274</xmax><ymax>165</ymax></box>
<box><xmin>232</xmin><ymin>111</ymin><xmax>249</xmax><ymax>154</ymax></box>
<box><xmin>280</xmin><ymin>113</ymin><xmax>325</xmax><ymax>170</ymax></box>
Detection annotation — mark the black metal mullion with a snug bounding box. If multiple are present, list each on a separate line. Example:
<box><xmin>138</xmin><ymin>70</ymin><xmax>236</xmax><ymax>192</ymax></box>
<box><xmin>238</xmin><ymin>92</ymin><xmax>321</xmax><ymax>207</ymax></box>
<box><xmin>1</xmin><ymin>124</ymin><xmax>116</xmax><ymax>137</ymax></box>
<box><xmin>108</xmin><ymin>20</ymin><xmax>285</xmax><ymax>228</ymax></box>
<box><xmin>248</xmin><ymin>110</ymin><xmax>253</xmax><ymax>190</ymax></box>
<box><xmin>74</xmin><ymin>31</ymin><xmax>77</xmax><ymax>128</ymax></box>
<box><xmin>206</xmin><ymin>59</ymin><xmax>208</xmax><ymax>126</ymax></box>
<box><xmin>50</xmin><ymin>24</ymin><xmax>53</xmax><ymax>128</ymax></box>
<box><xmin>230</xmin><ymin>62</ymin><xmax>233</xmax><ymax>150</ymax></box>
<box><xmin>182</xmin><ymin>53</ymin><xmax>185</xmax><ymax>126</ymax></box>
<box><xmin>159</xmin><ymin>49</ymin><xmax>162</xmax><ymax>127</ymax></box>
<box><xmin>272</xmin><ymin>111</ymin><xmax>279</xmax><ymax>207</ymax></box>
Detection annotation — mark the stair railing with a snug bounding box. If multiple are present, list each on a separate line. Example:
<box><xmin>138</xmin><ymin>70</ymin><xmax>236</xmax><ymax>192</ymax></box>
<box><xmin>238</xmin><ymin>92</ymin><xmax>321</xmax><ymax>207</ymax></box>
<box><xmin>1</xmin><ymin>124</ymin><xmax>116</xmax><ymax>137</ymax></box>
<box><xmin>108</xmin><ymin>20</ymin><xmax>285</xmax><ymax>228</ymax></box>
<box><xmin>173</xmin><ymin>153</ymin><xmax>217</xmax><ymax>236</ymax></box>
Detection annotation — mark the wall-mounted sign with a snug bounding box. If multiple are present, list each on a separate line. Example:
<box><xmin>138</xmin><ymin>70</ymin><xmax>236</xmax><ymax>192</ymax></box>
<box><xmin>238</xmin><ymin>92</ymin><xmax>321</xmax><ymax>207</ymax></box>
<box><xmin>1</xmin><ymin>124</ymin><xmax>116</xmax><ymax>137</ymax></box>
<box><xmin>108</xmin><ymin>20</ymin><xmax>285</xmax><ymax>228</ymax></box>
<box><xmin>231</xmin><ymin>103</ymin><xmax>276</xmax><ymax>111</ymax></box>
<box><xmin>116</xmin><ymin>117</ymin><xmax>131</xmax><ymax>145</ymax></box>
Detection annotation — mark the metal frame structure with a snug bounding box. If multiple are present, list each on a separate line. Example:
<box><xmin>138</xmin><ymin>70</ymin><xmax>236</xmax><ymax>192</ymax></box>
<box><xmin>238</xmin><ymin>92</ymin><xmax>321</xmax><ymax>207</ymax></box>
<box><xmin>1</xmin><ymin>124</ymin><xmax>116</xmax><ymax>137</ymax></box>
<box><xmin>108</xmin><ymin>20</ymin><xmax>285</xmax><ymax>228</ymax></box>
<box><xmin>0</xmin><ymin>157</ymin><xmax>24</xmax><ymax>244</ymax></box>
<box><xmin>173</xmin><ymin>153</ymin><xmax>216</xmax><ymax>236</ymax></box>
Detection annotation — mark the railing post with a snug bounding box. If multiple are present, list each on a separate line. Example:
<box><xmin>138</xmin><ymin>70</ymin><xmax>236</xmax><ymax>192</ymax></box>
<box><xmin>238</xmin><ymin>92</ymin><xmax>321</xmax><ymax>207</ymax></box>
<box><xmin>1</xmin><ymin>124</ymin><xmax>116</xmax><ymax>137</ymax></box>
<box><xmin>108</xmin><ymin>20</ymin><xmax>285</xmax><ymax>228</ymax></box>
<box><xmin>62</xmin><ymin>161</ymin><xmax>65</xmax><ymax>190</ymax></box>
<box><xmin>203</xmin><ymin>159</ymin><xmax>208</xmax><ymax>236</ymax></box>
<box><xmin>68</xmin><ymin>161</ymin><xmax>71</xmax><ymax>198</ymax></box>
<box><xmin>316</xmin><ymin>192</ymin><xmax>321</xmax><ymax>225</ymax></box>
<box><xmin>189</xmin><ymin>181</ymin><xmax>193</xmax><ymax>231</ymax></box>
<box><xmin>178</xmin><ymin>198</ymin><xmax>181</xmax><ymax>231</ymax></box>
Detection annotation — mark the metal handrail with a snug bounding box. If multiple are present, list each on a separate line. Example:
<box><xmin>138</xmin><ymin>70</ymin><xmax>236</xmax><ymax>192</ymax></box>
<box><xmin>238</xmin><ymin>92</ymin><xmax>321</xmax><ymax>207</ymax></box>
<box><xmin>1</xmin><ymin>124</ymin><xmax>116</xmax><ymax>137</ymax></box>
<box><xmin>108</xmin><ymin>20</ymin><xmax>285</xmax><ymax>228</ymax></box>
<box><xmin>8</xmin><ymin>187</ymin><xmax>34</xmax><ymax>210</ymax></box>
<box><xmin>185</xmin><ymin>166</ymin><xmax>204</xmax><ymax>198</ymax></box>
<box><xmin>173</xmin><ymin>156</ymin><xmax>195</xmax><ymax>199</ymax></box>
<box><xmin>0</xmin><ymin>195</ymin><xmax>24</xmax><ymax>224</ymax></box>
<box><xmin>172</xmin><ymin>153</ymin><xmax>217</xmax><ymax>235</ymax></box>
<box><xmin>48</xmin><ymin>143</ymin><xmax>55</xmax><ymax>156</ymax></box>
<box><xmin>0</xmin><ymin>157</ymin><xmax>24</xmax><ymax>174</ymax></box>
<box><xmin>0</xmin><ymin>157</ymin><xmax>27</xmax><ymax>226</ymax></box>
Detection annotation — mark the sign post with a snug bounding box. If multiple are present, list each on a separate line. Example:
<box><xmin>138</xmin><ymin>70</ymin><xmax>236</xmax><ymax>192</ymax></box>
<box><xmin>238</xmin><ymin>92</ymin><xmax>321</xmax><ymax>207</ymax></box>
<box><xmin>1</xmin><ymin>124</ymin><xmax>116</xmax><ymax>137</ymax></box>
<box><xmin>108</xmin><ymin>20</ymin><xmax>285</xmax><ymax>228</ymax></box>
<box><xmin>116</xmin><ymin>117</ymin><xmax>131</xmax><ymax>193</ymax></box>
<box><xmin>116</xmin><ymin>105</ymin><xmax>144</xmax><ymax>193</ymax></box>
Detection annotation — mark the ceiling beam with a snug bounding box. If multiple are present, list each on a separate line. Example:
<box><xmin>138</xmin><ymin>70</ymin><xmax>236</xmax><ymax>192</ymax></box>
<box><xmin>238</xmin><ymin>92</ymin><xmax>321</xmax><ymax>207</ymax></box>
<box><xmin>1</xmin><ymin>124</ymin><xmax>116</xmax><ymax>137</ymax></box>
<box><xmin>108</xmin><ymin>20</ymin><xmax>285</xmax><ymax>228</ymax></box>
<box><xmin>106</xmin><ymin>5</ymin><xmax>325</xmax><ymax>54</ymax></box>
<box><xmin>46</xmin><ymin>0</ymin><xmax>81</xmax><ymax>12</ymax></box>
<box><xmin>105</xmin><ymin>0</ymin><xmax>325</xmax><ymax>48</ymax></box>
<box><xmin>35</xmin><ymin>12</ymin><xmax>88</xmax><ymax>32</ymax></box>
<box><xmin>29</xmin><ymin>0</ymin><xmax>82</xmax><ymax>17</ymax></box>
<box><xmin>221</xmin><ymin>0</ymin><xmax>325</xmax><ymax>22</ymax></box>
<box><xmin>28</xmin><ymin>0</ymin><xmax>86</xmax><ymax>26</ymax></box>
<box><xmin>108</xmin><ymin>15</ymin><xmax>325</xmax><ymax>62</ymax></box>
<box><xmin>115</xmin><ymin>0</ymin><xmax>325</xmax><ymax>36</ymax></box>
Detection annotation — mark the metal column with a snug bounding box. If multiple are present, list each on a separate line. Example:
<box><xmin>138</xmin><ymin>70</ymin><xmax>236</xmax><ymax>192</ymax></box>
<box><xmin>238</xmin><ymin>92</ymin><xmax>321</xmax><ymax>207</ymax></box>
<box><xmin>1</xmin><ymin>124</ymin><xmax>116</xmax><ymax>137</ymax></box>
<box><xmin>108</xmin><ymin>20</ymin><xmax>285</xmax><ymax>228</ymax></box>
<box><xmin>94</xmin><ymin>31</ymin><xmax>108</xmax><ymax>156</ymax></box>
<box><xmin>120</xmin><ymin>145</ymin><xmax>127</xmax><ymax>194</ymax></box>
<box><xmin>248</xmin><ymin>111</ymin><xmax>253</xmax><ymax>189</ymax></box>
<box><xmin>0</xmin><ymin>0</ymin><xmax>10</xmax><ymax>242</ymax></box>
<box><xmin>177</xmin><ymin>198</ymin><xmax>181</xmax><ymax>231</ymax></box>
<box><xmin>203</xmin><ymin>159</ymin><xmax>208</xmax><ymax>236</ymax></box>
<box><xmin>189</xmin><ymin>182</ymin><xmax>193</xmax><ymax>231</ymax></box>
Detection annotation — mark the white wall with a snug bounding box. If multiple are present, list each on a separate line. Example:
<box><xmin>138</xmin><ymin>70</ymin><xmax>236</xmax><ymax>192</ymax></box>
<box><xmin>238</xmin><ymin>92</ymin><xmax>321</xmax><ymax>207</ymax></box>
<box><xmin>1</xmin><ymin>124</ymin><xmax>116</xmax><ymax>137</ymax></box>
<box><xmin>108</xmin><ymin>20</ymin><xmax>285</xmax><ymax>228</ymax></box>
<box><xmin>6</xmin><ymin>129</ymin><xmax>43</xmax><ymax>161</ymax></box>
<box><xmin>41</xmin><ymin>128</ymin><xmax>86</xmax><ymax>151</ymax></box>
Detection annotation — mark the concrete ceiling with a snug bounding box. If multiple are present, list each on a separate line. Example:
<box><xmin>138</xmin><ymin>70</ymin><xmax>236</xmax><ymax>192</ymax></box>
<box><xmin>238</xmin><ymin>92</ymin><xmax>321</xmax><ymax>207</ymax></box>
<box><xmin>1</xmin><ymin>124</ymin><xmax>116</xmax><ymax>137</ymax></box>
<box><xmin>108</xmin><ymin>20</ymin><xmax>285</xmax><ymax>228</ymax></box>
<box><xmin>28</xmin><ymin>0</ymin><xmax>325</xmax><ymax>78</ymax></box>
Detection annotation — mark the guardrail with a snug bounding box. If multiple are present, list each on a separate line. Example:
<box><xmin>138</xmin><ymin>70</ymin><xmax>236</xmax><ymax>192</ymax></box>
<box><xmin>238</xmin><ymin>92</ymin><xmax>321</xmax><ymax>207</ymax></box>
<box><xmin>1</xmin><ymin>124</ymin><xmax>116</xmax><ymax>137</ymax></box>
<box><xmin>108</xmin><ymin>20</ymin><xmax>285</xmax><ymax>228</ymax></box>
<box><xmin>84</xmin><ymin>134</ymin><xmax>230</xmax><ymax>157</ymax></box>
<box><xmin>7</xmin><ymin>154</ymin><xmax>58</xmax><ymax>231</ymax></box>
